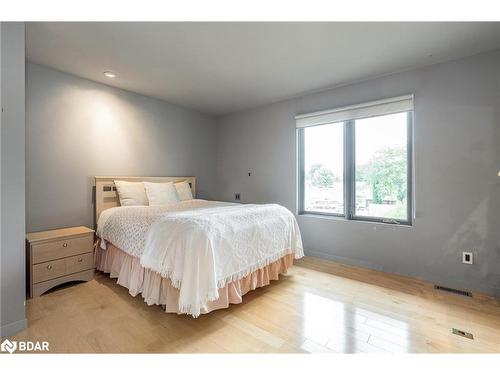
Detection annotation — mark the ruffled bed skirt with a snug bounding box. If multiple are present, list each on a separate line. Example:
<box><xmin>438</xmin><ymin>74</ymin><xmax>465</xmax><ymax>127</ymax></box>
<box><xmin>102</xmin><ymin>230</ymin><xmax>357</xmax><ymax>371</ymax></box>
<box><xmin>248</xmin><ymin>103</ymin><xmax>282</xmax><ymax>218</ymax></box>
<box><xmin>95</xmin><ymin>241</ymin><xmax>295</xmax><ymax>315</ymax></box>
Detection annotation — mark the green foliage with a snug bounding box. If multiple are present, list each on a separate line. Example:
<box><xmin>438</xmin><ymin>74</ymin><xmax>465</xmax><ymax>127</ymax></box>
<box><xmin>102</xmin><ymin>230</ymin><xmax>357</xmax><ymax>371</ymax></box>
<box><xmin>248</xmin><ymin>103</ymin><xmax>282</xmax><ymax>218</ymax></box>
<box><xmin>306</xmin><ymin>164</ymin><xmax>339</xmax><ymax>189</ymax></box>
<box><xmin>357</xmin><ymin>147</ymin><xmax>407</xmax><ymax>204</ymax></box>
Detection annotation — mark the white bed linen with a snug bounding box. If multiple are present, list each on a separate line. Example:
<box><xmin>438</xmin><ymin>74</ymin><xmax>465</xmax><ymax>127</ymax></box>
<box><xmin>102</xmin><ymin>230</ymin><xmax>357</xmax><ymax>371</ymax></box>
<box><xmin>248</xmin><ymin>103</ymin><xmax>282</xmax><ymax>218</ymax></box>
<box><xmin>97</xmin><ymin>200</ymin><xmax>227</xmax><ymax>256</ymax></box>
<box><xmin>97</xmin><ymin>199</ymin><xmax>304</xmax><ymax>317</ymax></box>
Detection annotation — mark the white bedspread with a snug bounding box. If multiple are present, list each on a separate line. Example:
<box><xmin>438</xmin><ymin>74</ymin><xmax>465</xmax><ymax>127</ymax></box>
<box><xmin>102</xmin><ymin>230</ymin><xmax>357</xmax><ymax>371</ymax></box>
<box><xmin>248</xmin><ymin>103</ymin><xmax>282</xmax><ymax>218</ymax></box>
<box><xmin>97</xmin><ymin>200</ymin><xmax>304</xmax><ymax>317</ymax></box>
<box><xmin>97</xmin><ymin>200</ymin><xmax>228</xmax><ymax>256</ymax></box>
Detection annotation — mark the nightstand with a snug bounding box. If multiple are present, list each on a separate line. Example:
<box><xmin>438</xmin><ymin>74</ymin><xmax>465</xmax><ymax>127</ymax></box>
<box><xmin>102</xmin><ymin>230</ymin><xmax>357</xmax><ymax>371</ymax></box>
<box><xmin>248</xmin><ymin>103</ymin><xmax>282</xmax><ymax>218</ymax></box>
<box><xmin>26</xmin><ymin>226</ymin><xmax>95</xmax><ymax>298</ymax></box>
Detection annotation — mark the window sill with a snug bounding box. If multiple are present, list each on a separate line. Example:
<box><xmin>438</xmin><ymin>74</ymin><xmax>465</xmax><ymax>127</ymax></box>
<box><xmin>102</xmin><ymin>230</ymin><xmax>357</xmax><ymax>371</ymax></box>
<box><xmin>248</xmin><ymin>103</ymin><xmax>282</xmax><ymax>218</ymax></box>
<box><xmin>297</xmin><ymin>213</ymin><xmax>413</xmax><ymax>228</ymax></box>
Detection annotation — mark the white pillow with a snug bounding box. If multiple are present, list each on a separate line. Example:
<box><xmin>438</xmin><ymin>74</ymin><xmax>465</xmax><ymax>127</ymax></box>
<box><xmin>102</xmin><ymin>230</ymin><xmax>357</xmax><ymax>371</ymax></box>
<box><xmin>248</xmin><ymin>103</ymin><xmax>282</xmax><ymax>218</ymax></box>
<box><xmin>114</xmin><ymin>180</ymin><xmax>148</xmax><ymax>206</ymax></box>
<box><xmin>174</xmin><ymin>181</ymin><xmax>193</xmax><ymax>201</ymax></box>
<box><xmin>144</xmin><ymin>182</ymin><xmax>180</xmax><ymax>206</ymax></box>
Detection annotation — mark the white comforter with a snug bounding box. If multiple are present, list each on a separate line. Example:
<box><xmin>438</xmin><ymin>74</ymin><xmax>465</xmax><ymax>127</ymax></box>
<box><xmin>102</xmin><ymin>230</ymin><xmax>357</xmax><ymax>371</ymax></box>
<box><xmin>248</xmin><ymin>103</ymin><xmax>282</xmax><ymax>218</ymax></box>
<box><xmin>97</xmin><ymin>200</ymin><xmax>304</xmax><ymax>316</ymax></box>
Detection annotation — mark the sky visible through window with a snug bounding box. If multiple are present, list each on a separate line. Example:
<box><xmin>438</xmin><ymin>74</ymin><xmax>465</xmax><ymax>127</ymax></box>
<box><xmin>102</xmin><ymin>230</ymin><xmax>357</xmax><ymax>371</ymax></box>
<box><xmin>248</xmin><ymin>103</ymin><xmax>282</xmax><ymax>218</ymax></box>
<box><xmin>303</xmin><ymin>122</ymin><xmax>344</xmax><ymax>214</ymax></box>
<box><xmin>304</xmin><ymin>113</ymin><xmax>407</xmax><ymax>173</ymax></box>
<box><xmin>355</xmin><ymin>113</ymin><xmax>408</xmax><ymax>220</ymax></box>
<box><xmin>303</xmin><ymin>112</ymin><xmax>408</xmax><ymax>220</ymax></box>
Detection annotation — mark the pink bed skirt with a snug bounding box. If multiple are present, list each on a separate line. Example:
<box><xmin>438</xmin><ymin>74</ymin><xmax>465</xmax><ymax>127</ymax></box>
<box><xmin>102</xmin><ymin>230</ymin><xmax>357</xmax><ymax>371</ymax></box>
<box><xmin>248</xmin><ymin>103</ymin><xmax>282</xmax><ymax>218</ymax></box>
<box><xmin>95</xmin><ymin>241</ymin><xmax>295</xmax><ymax>315</ymax></box>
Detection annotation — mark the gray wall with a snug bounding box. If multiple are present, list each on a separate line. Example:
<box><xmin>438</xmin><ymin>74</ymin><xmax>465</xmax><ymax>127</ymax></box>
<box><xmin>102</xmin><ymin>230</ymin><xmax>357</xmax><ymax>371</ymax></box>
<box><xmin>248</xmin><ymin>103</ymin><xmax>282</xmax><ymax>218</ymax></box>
<box><xmin>21</xmin><ymin>46</ymin><xmax>500</xmax><ymax>300</ymax></box>
<box><xmin>26</xmin><ymin>63</ymin><xmax>218</xmax><ymax>232</ymax></box>
<box><xmin>216</xmin><ymin>50</ymin><xmax>500</xmax><ymax>296</ymax></box>
<box><xmin>1</xmin><ymin>22</ymin><xmax>27</xmax><ymax>337</ymax></box>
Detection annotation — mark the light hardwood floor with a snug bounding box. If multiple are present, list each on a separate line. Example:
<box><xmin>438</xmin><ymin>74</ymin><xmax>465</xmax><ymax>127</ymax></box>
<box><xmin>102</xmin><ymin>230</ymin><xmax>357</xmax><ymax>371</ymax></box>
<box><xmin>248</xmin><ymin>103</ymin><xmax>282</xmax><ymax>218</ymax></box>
<box><xmin>9</xmin><ymin>256</ymin><xmax>500</xmax><ymax>353</ymax></box>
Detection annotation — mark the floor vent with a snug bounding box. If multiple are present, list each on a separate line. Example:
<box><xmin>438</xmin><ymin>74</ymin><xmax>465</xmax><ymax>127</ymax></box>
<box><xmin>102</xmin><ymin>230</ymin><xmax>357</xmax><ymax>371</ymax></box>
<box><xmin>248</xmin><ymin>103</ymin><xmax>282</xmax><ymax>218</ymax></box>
<box><xmin>434</xmin><ymin>285</ymin><xmax>472</xmax><ymax>297</ymax></box>
<box><xmin>452</xmin><ymin>328</ymin><xmax>474</xmax><ymax>340</ymax></box>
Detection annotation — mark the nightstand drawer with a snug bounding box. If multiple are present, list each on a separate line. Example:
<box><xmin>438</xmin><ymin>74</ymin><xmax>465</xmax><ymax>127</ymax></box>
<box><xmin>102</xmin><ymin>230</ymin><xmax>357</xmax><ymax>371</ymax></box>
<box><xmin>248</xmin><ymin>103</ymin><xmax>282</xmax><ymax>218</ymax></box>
<box><xmin>32</xmin><ymin>258</ymin><xmax>66</xmax><ymax>283</ymax></box>
<box><xmin>27</xmin><ymin>226</ymin><xmax>95</xmax><ymax>298</ymax></box>
<box><xmin>65</xmin><ymin>252</ymin><xmax>94</xmax><ymax>275</ymax></box>
<box><xmin>32</xmin><ymin>234</ymin><xmax>93</xmax><ymax>264</ymax></box>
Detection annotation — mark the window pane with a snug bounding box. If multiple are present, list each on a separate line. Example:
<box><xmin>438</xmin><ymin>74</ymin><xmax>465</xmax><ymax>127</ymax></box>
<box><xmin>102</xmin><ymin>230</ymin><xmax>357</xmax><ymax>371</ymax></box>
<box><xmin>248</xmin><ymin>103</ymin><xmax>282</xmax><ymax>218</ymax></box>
<box><xmin>303</xmin><ymin>122</ymin><xmax>344</xmax><ymax>215</ymax></box>
<box><xmin>354</xmin><ymin>113</ymin><xmax>408</xmax><ymax>221</ymax></box>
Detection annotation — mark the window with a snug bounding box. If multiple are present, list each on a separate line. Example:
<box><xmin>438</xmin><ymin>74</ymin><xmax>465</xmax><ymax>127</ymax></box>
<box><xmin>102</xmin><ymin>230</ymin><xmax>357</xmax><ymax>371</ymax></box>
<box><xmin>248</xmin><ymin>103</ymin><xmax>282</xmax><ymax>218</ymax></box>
<box><xmin>297</xmin><ymin>95</ymin><xmax>413</xmax><ymax>225</ymax></box>
<box><xmin>302</xmin><ymin>122</ymin><xmax>344</xmax><ymax>215</ymax></box>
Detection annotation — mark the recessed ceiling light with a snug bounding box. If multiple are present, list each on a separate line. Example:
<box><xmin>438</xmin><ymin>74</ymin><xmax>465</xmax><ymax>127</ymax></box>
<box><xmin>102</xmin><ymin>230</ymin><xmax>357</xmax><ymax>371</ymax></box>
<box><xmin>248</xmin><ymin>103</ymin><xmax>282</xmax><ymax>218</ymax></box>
<box><xmin>103</xmin><ymin>71</ymin><xmax>116</xmax><ymax>78</ymax></box>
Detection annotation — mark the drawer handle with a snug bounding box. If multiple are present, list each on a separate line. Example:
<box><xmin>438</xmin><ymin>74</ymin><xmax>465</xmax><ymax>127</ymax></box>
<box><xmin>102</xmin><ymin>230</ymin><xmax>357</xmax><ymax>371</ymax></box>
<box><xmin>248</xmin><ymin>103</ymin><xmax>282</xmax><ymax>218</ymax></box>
<box><xmin>62</xmin><ymin>243</ymin><xmax>68</xmax><ymax>247</ymax></box>
<box><xmin>46</xmin><ymin>265</ymin><xmax>52</xmax><ymax>270</ymax></box>
<box><xmin>78</xmin><ymin>258</ymin><xmax>83</xmax><ymax>263</ymax></box>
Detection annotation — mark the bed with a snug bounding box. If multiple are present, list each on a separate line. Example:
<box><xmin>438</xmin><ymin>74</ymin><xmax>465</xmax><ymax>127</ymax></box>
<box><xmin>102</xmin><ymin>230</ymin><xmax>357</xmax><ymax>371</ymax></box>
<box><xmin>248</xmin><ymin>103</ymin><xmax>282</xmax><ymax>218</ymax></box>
<box><xmin>94</xmin><ymin>176</ymin><xmax>304</xmax><ymax>317</ymax></box>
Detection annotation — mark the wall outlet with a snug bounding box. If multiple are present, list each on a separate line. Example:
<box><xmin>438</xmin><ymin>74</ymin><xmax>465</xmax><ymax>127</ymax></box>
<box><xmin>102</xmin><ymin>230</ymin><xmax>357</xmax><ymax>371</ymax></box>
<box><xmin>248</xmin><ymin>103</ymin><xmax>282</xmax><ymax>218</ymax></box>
<box><xmin>462</xmin><ymin>251</ymin><xmax>473</xmax><ymax>265</ymax></box>
<box><xmin>235</xmin><ymin>193</ymin><xmax>241</xmax><ymax>201</ymax></box>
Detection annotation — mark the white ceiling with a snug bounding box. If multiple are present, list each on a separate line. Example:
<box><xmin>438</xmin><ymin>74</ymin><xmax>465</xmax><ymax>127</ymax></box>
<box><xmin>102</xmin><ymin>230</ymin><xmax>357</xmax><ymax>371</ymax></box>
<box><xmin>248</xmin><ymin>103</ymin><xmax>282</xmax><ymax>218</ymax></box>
<box><xmin>26</xmin><ymin>22</ymin><xmax>500</xmax><ymax>116</ymax></box>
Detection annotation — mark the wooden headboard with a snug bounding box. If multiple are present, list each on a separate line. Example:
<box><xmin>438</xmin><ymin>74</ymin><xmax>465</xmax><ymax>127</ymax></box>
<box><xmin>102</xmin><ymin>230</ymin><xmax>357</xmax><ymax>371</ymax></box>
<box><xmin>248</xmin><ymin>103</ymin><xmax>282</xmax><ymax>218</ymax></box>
<box><xmin>94</xmin><ymin>176</ymin><xmax>196</xmax><ymax>223</ymax></box>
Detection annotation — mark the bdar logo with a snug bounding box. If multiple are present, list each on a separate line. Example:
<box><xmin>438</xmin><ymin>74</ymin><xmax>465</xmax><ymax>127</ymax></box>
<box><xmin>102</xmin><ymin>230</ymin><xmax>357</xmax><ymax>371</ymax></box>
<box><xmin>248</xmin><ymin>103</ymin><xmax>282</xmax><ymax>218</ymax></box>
<box><xmin>1</xmin><ymin>339</ymin><xmax>17</xmax><ymax>354</ymax></box>
<box><xmin>1</xmin><ymin>339</ymin><xmax>49</xmax><ymax>353</ymax></box>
